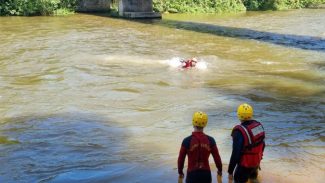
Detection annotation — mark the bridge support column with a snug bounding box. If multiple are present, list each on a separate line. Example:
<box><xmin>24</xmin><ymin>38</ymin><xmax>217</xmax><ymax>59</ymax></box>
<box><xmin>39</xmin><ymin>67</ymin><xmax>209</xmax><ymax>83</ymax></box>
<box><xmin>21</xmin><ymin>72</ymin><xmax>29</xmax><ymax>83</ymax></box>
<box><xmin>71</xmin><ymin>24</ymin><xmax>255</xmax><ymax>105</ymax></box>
<box><xmin>119</xmin><ymin>0</ymin><xmax>161</xmax><ymax>19</ymax></box>
<box><xmin>77</xmin><ymin>0</ymin><xmax>111</xmax><ymax>12</ymax></box>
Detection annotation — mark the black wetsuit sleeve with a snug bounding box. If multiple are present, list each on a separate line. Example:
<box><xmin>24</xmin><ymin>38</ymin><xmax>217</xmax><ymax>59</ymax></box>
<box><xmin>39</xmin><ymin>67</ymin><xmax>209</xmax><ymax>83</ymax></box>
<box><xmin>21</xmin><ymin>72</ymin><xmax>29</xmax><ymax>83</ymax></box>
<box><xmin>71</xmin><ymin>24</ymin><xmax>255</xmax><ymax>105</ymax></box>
<box><xmin>228</xmin><ymin>130</ymin><xmax>244</xmax><ymax>174</ymax></box>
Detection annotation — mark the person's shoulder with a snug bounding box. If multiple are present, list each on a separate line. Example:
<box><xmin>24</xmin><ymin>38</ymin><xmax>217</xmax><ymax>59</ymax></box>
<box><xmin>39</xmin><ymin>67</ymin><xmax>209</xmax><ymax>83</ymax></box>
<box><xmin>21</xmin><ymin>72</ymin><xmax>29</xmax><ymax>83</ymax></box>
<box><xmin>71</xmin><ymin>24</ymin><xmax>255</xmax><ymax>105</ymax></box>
<box><xmin>182</xmin><ymin>135</ymin><xmax>192</xmax><ymax>148</ymax></box>
<box><xmin>231</xmin><ymin>126</ymin><xmax>244</xmax><ymax>137</ymax></box>
<box><xmin>205</xmin><ymin>135</ymin><xmax>216</xmax><ymax>145</ymax></box>
<box><xmin>205</xmin><ymin>134</ymin><xmax>215</xmax><ymax>140</ymax></box>
<box><xmin>253</xmin><ymin>120</ymin><xmax>263</xmax><ymax>125</ymax></box>
<box><xmin>182</xmin><ymin>135</ymin><xmax>192</xmax><ymax>143</ymax></box>
<box><xmin>183</xmin><ymin>135</ymin><xmax>192</xmax><ymax>141</ymax></box>
<box><xmin>232</xmin><ymin>124</ymin><xmax>242</xmax><ymax>132</ymax></box>
<box><xmin>251</xmin><ymin>120</ymin><xmax>264</xmax><ymax>128</ymax></box>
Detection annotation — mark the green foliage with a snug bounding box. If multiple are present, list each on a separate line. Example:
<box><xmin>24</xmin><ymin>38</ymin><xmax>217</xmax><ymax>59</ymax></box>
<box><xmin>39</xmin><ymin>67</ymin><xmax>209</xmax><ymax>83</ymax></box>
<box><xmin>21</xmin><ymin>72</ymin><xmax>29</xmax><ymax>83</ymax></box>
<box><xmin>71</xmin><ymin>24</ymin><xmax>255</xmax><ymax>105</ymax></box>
<box><xmin>242</xmin><ymin>0</ymin><xmax>325</xmax><ymax>10</ymax></box>
<box><xmin>0</xmin><ymin>0</ymin><xmax>77</xmax><ymax>16</ymax></box>
<box><xmin>153</xmin><ymin>0</ymin><xmax>246</xmax><ymax>13</ymax></box>
<box><xmin>153</xmin><ymin>0</ymin><xmax>325</xmax><ymax>13</ymax></box>
<box><xmin>54</xmin><ymin>8</ymin><xmax>75</xmax><ymax>15</ymax></box>
<box><xmin>1</xmin><ymin>0</ymin><xmax>325</xmax><ymax>16</ymax></box>
<box><xmin>299</xmin><ymin>0</ymin><xmax>325</xmax><ymax>8</ymax></box>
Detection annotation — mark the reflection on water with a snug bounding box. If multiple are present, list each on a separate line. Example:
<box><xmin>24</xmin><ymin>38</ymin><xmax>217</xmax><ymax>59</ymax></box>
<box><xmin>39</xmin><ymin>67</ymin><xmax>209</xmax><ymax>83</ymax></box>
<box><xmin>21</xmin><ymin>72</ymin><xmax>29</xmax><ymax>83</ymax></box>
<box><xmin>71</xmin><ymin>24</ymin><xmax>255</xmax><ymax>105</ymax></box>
<box><xmin>0</xmin><ymin>9</ymin><xmax>324</xmax><ymax>183</ymax></box>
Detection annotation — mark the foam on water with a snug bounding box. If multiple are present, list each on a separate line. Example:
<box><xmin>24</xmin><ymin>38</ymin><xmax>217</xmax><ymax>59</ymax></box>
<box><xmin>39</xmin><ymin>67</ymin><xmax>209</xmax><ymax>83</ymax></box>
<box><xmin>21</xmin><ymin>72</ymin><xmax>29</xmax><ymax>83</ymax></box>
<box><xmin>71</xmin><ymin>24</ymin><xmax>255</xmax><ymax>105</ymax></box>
<box><xmin>164</xmin><ymin>57</ymin><xmax>208</xmax><ymax>70</ymax></box>
<box><xmin>101</xmin><ymin>55</ymin><xmax>159</xmax><ymax>65</ymax></box>
<box><xmin>165</xmin><ymin>57</ymin><xmax>183</xmax><ymax>68</ymax></box>
<box><xmin>97</xmin><ymin>55</ymin><xmax>209</xmax><ymax>70</ymax></box>
<box><xmin>196</xmin><ymin>61</ymin><xmax>208</xmax><ymax>70</ymax></box>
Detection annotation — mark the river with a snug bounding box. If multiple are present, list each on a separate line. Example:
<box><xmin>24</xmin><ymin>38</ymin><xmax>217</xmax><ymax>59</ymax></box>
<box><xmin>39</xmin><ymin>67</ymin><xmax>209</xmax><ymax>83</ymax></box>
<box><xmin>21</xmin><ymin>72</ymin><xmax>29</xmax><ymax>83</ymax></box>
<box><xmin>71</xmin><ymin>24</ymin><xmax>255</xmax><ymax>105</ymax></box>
<box><xmin>0</xmin><ymin>9</ymin><xmax>324</xmax><ymax>183</ymax></box>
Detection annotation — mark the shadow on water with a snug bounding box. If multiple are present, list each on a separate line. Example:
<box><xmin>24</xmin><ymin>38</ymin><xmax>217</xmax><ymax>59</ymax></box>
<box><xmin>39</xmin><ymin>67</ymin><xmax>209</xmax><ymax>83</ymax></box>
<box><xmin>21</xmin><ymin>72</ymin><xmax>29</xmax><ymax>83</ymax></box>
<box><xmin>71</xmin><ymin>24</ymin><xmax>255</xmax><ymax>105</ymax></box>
<box><xmin>139</xmin><ymin>18</ymin><xmax>325</xmax><ymax>52</ymax></box>
<box><xmin>90</xmin><ymin>12</ymin><xmax>325</xmax><ymax>52</ymax></box>
<box><xmin>0</xmin><ymin>113</ymin><xmax>164</xmax><ymax>183</ymax></box>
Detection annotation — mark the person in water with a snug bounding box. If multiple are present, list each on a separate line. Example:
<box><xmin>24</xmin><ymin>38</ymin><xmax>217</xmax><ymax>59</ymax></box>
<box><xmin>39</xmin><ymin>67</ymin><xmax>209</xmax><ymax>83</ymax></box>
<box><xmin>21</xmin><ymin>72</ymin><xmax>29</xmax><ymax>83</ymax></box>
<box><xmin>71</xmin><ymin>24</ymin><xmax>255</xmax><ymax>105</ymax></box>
<box><xmin>181</xmin><ymin>58</ymin><xmax>198</xmax><ymax>68</ymax></box>
<box><xmin>228</xmin><ymin>103</ymin><xmax>266</xmax><ymax>183</ymax></box>
<box><xmin>178</xmin><ymin>111</ymin><xmax>222</xmax><ymax>183</ymax></box>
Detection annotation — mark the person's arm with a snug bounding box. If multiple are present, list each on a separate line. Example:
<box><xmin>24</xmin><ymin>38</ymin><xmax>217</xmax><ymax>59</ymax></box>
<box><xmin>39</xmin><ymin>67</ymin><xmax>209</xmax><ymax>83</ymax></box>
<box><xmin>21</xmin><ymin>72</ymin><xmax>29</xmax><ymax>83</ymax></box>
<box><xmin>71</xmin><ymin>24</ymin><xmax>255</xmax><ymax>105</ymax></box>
<box><xmin>211</xmin><ymin>143</ymin><xmax>222</xmax><ymax>175</ymax></box>
<box><xmin>177</xmin><ymin>141</ymin><xmax>187</xmax><ymax>176</ymax></box>
<box><xmin>262</xmin><ymin>140</ymin><xmax>265</xmax><ymax>157</ymax></box>
<box><xmin>228</xmin><ymin>130</ymin><xmax>244</xmax><ymax>175</ymax></box>
<box><xmin>261</xmin><ymin>124</ymin><xmax>266</xmax><ymax>159</ymax></box>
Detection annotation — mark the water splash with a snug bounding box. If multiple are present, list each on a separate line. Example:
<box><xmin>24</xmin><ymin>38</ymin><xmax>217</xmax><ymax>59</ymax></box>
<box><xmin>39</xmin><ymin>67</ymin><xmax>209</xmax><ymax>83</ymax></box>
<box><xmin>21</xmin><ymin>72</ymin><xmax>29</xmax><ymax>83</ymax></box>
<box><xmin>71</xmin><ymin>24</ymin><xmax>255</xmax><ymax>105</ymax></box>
<box><xmin>165</xmin><ymin>57</ymin><xmax>208</xmax><ymax>70</ymax></box>
<box><xmin>166</xmin><ymin>57</ymin><xmax>183</xmax><ymax>68</ymax></box>
<box><xmin>196</xmin><ymin>61</ymin><xmax>208</xmax><ymax>70</ymax></box>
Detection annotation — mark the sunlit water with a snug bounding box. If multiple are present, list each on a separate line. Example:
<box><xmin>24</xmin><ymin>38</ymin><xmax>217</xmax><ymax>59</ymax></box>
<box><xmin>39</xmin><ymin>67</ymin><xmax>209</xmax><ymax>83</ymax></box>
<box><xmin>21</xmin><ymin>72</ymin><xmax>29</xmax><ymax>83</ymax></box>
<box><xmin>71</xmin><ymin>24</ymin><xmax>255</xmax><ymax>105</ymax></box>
<box><xmin>0</xmin><ymin>9</ymin><xmax>324</xmax><ymax>183</ymax></box>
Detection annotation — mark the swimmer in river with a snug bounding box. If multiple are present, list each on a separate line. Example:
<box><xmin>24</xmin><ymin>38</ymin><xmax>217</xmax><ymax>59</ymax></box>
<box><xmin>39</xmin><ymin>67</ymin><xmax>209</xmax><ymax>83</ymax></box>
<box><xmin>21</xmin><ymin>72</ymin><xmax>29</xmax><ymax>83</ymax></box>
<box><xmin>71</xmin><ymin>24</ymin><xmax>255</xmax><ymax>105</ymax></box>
<box><xmin>180</xmin><ymin>58</ymin><xmax>198</xmax><ymax>69</ymax></box>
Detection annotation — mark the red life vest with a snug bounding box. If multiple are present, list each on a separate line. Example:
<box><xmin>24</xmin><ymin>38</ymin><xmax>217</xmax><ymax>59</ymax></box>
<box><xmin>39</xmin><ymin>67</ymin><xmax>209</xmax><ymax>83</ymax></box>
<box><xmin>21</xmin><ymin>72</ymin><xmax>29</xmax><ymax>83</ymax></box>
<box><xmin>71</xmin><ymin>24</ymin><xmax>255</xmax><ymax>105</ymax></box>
<box><xmin>233</xmin><ymin>120</ymin><xmax>265</xmax><ymax>168</ymax></box>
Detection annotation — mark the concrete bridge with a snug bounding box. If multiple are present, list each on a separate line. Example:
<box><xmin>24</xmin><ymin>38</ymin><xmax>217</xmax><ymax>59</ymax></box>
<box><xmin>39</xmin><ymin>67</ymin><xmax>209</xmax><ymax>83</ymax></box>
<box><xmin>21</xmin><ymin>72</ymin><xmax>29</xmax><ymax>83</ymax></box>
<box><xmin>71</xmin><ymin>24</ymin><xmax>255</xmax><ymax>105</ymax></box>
<box><xmin>78</xmin><ymin>0</ymin><xmax>161</xmax><ymax>18</ymax></box>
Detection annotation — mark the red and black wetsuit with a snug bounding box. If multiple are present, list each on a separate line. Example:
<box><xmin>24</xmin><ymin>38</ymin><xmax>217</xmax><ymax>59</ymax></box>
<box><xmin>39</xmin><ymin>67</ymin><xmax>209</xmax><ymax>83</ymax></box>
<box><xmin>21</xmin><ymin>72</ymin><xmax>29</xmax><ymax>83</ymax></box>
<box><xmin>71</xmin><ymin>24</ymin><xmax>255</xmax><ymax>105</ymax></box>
<box><xmin>178</xmin><ymin>132</ymin><xmax>222</xmax><ymax>183</ymax></box>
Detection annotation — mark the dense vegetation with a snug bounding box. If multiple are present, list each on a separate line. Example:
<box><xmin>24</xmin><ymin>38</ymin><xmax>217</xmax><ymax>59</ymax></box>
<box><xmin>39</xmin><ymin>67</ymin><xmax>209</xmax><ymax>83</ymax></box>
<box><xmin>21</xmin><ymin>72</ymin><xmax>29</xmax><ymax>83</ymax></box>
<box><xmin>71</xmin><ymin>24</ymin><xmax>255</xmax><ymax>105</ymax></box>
<box><xmin>0</xmin><ymin>0</ymin><xmax>77</xmax><ymax>15</ymax></box>
<box><xmin>153</xmin><ymin>0</ymin><xmax>246</xmax><ymax>13</ymax></box>
<box><xmin>153</xmin><ymin>0</ymin><xmax>325</xmax><ymax>13</ymax></box>
<box><xmin>0</xmin><ymin>0</ymin><xmax>324</xmax><ymax>16</ymax></box>
<box><xmin>243</xmin><ymin>0</ymin><xmax>325</xmax><ymax>10</ymax></box>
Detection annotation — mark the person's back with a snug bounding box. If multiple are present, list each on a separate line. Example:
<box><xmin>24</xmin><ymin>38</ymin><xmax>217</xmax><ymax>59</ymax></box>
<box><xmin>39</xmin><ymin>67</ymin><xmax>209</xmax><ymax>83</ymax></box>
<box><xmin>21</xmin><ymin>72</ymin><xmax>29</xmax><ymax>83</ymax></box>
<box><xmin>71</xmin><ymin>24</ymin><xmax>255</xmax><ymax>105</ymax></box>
<box><xmin>178</xmin><ymin>111</ymin><xmax>222</xmax><ymax>183</ymax></box>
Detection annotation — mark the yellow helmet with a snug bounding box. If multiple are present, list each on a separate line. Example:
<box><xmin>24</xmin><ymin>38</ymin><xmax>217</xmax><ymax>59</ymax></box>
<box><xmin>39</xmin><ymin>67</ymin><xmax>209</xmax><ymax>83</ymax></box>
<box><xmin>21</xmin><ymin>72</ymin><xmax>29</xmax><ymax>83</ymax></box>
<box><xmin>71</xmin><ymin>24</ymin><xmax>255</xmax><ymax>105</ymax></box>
<box><xmin>192</xmin><ymin>111</ymin><xmax>208</xmax><ymax>128</ymax></box>
<box><xmin>237</xmin><ymin>103</ymin><xmax>253</xmax><ymax>121</ymax></box>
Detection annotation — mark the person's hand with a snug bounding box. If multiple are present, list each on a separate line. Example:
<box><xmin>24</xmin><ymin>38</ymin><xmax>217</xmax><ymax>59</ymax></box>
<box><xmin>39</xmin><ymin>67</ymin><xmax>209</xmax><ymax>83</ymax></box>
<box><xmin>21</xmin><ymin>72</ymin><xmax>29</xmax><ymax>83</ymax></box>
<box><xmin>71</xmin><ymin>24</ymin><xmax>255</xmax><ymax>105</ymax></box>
<box><xmin>178</xmin><ymin>174</ymin><xmax>184</xmax><ymax>183</ymax></box>
<box><xmin>217</xmin><ymin>173</ymin><xmax>222</xmax><ymax>183</ymax></box>
<box><xmin>228</xmin><ymin>174</ymin><xmax>233</xmax><ymax>183</ymax></box>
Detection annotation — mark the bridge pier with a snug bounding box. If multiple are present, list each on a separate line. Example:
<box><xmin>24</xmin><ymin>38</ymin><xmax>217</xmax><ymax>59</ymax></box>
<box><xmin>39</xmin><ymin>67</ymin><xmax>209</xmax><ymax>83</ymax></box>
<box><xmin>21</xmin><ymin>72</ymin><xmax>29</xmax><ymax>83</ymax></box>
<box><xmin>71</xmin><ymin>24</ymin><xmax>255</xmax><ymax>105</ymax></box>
<box><xmin>77</xmin><ymin>0</ymin><xmax>161</xmax><ymax>19</ymax></box>
<box><xmin>77</xmin><ymin>0</ymin><xmax>111</xmax><ymax>12</ymax></box>
<box><xmin>118</xmin><ymin>0</ymin><xmax>161</xmax><ymax>19</ymax></box>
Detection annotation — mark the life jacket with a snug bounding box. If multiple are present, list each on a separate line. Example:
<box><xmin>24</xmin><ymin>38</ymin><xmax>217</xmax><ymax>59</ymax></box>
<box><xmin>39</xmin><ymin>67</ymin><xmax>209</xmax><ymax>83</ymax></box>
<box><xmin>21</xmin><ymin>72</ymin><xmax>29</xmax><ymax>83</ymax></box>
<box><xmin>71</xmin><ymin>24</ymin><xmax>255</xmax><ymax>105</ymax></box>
<box><xmin>233</xmin><ymin>120</ymin><xmax>265</xmax><ymax>168</ymax></box>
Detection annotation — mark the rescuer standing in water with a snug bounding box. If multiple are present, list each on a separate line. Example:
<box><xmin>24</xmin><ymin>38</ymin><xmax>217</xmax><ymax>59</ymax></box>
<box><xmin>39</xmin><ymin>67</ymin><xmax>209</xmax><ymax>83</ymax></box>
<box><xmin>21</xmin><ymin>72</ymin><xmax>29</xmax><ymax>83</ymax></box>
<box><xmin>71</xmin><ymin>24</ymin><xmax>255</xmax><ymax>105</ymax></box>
<box><xmin>178</xmin><ymin>111</ymin><xmax>222</xmax><ymax>183</ymax></box>
<box><xmin>228</xmin><ymin>103</ymin><xmax>266</xmax><ymax>183</ymax></box>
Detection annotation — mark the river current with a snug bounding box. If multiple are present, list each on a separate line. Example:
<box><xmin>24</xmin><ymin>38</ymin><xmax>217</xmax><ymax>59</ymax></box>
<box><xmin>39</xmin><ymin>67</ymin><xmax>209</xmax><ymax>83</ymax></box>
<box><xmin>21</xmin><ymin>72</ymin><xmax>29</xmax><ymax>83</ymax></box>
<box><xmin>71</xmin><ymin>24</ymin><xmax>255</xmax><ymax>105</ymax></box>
<box><xmin>0</xmin><ymin>9</ymin><xmax>324</xmax><ymax>183</ymax></box>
